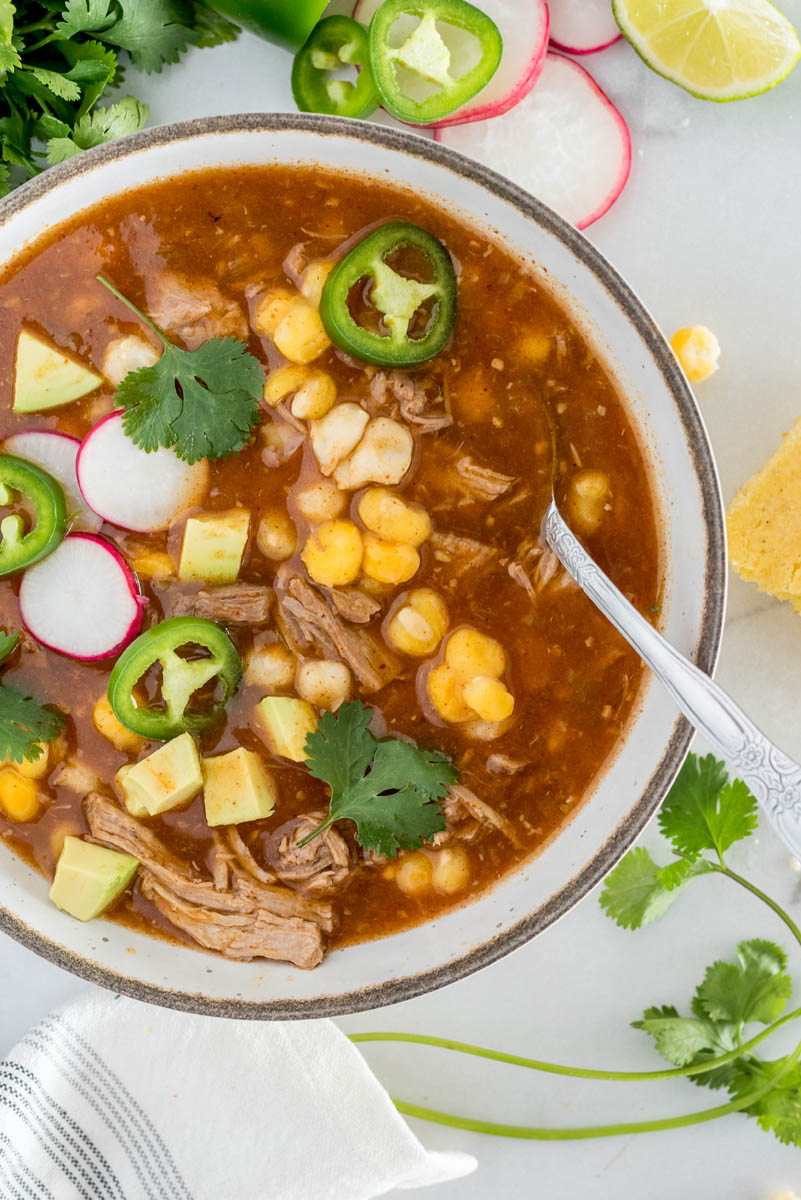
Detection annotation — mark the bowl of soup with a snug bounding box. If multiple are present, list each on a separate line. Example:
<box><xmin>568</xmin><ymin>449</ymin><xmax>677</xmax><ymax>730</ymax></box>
<box><xmin>0</xmin><ymin>114</ymin><xmax>724</xmax><ymax>1017</ymax></box>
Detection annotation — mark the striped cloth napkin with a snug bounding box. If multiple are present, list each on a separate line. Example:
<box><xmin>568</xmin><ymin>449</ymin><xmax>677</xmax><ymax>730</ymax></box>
<box><xmin>0</xmin><ymin>992</ymin><xmax>475</xmax><ymax>1199</ymax></box>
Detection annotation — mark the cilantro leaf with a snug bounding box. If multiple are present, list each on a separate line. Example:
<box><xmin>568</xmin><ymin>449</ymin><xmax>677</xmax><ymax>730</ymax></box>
<box><xmin>99</xmin><ymin>0</ymin><xmax>193</xmax><ymax>73</ymax></box>
<box><xmin>659</xmin><ymin>753</ymin><xmax>758</xmax><ymax>859</ymax></box>
<box><xmin>598</xmin><ymin>847</ymin><xmax>710</xmax><ymax>929</ymax></box>
<box><xmin>46</xmin><ymin>96</ymin><xmax>148</xmax><ymax>162</ymax></box>
<box><xmin>302</xmin><ymin>700</ymin><xmax>456</xmax><ymax>858</ymax></box>
<box><xmin>696</xmin><ymin>939</ymin><xmax>792</xmax><ymax>1027</ymax></box>
<box><xmin>0</xmin><ymin>681</ymin><xmax>65</xmax><ymax>763</ymax></box>
<box><xmin>0</xmin><ymin>0</ymin><xmax>20</xmax><ymax>81</ymax></box>
<box><xmin>55</xmin><ymin>0</ymin><xmax>117</xmax><ymax>39</ymax></box>
<box><xmin>97</xmin><ymin>275</ymin><xmax>263</xmax><ymax>463</ymax></box>
<box><xmin>633</xmin><ymin>1004</ymin><xmax>730</xmax><ymax>1067</ymax></box>
<box><xmin>24</xmin><ymin>66</ymin><xmax>81</xmax><ymax>102</ymax></box>
<box><xmin>186</xmin><ymin>3</ymin><xmax>240</xmax><ymax>47</ymax></box>
<box><xmin>731</xmin><ymin>1057</ymin><xmax>801</xmax><ymax>1147</ymax></box>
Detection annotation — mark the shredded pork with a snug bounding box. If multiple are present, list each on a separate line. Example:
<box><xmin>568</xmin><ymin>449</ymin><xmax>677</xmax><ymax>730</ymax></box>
<box><xmin>455</xmin><ymin>456</ymin><xmax>516</xmax><ymax>501</ymax></box>
<box><xmin>177</xmin><ymin>584</ymin><xmax>274</xmax><ymax>626</ymax></box>
<box><xmin>270</xmin><ymin>814</ymin><xmax>352</xmax><ymax>894</ymax></box>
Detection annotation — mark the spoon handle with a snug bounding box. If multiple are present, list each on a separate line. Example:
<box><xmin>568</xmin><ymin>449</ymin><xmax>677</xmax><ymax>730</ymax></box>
<box><xmin>543</xmin><ymin>501</ymin><xmax>801</xmax><ymax>859</ymax></box>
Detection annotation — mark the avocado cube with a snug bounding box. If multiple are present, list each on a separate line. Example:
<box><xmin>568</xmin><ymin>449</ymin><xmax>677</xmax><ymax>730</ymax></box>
<box><xmin>179</xmin><ymin>509</ymin><xmax>251</xmax><ymax>584</ymax></box>
<box><xmin>49</xmin><ymin>836</ymin><xmax>138</xmax><ymax>921</ymax></box>
<box><xmin>256</xmin><ymin>696</ymin><xmax>317</xmax><ymax>762</ymax></box>
<box><xmin>117</xmin><ymin>733</ymin><xmax>203</xmax><ymax>817</ymax></box>
<box><xmin>202</xmin><ymin>747</ymin><xmax>277</xmax><ymax>827</ymax></box>
<box><xmin>14</xmin><ymin>329</ymin><xmax>102</xmax><ymax>413</ymax></box>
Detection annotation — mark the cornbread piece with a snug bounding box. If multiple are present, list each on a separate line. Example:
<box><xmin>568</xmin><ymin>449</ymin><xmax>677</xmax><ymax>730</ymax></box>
<box><xmin>727</xmin><ymin>417</ymin><xmax>801</xmax><ymax>611</ymax></box>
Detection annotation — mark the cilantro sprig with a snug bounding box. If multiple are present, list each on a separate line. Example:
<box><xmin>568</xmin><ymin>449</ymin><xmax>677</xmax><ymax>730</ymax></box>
<box><xmin>299</xmin><ymin>700</ymin><xmax>456</xmax><ymax>857</ymax></box>
<box><xmin>97</xmin><ymin>274</ymin><xmax>263</xmax><ymax>464</ymax></box>
<box><xmin>0</xmin><ymin>3</ymin><xmax>239</xmax><ymax>196</ymax></box>
<box><xmin>0</xmin><ymin>630</ymin><xmax>65</xmax><ymax>763</ymax></box>
<box><xmin>349</xmin><ymin>753</ymin><xmax>801</xmax><ymax>1150</ymax></box>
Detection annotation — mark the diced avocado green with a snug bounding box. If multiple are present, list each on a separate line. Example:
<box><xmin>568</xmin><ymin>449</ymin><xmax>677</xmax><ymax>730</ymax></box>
<box><xmin>256</xmin><ymin>695</ymin><xmax>317</xmax><ymax>762</ymax></box>
<box><xmin>49</xmin><ymin>835</ymin><xmax>138</xmax><ymax>921</ymax></box>
<box><xmin>117</xmin><ymin>732</ymin><xmax>203</xmax><ymax>817</ymax></box>
<box><xmin>202</xmin><ymin>746</ymin><xmax>277</xmax><ymax>827</ymax></box>
<box><xmin>13</xmin><ymin>329</ymin><xmax>103</xmax><ymax>413</ymax></box>
<box><xmin>178</xmin><ymin>509</ymin><xmax>251</xmax><ymax>584</ymax></box>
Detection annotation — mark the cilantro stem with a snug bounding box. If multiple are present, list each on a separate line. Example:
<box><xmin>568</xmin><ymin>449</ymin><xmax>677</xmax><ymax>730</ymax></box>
<box><xmin>296</xmin><ymin>816</ymin><xmax>334</xmax><ymax>849</ymax></box>
<box><xmin>714</xmin><ymin>863</ymin><xmax>801</xmax><ymax>951</ymax></box>
<box><xmin>389</xmin><ymin>1035</ymin><xmax>801</xmax><ymax>1140</ymax></box>
<box><xmin>349</xmin><ymin>1007</ymin><xmax>801</xmax><ymax>1081</ymax></box>
<box><xmin>95</xmin><ymin>275</ymin><xmax>168</xmax><ymax>347</ymax></box>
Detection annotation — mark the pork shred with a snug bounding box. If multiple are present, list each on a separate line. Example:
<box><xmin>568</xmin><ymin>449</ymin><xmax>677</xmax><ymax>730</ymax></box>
<box><xmin>438</xmin><ymin>785</ymin><xmax>521</xmax><ymax>847</ymax></box>
<box><xmin>276</xmin><ymin>570</ymin><xmax>400</xmax><ymax>693</ymax></box>
<box><xmin>328</xmin><ymin>587</ymin><xmax>382</xmax><ymax>625</ymax></box>
<box><xmin>84</xmin><ymin>794</ymin><xmax>333</xmax><ymax>968</ymax></box>
<box><xmin>175</xmin><ymin>584</ymin><xmax>274</xmax><ymax>625</ymax></box>
<box><xmin>429</xmin><ymin>531</ymin><xmax>498</xmax><ymax>573</ymax></box>
<box><xmin>268</xmin><ymin>814</ymin><xmax>352</xmax><ymax>894</ymax></box>
<box><xmin>389</xmin><ymin>373</ymin><xmax>453</xmax><ymax>433</ymax></box>
<box><xmin>146</xmin><ymin>273</ymin><xmax>249</xmax><ymax>347</ymax></box>
<box><xmin>455</xmin><ymin>456</ymin><xmax>516</xmax><ymax>501</ymax></box>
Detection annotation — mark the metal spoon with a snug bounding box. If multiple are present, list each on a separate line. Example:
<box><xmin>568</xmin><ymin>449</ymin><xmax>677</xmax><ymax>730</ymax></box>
<box><xmin>541</xmin><ymin>496</ymin><xmax>801</xmax><ymax>859</ymax></box>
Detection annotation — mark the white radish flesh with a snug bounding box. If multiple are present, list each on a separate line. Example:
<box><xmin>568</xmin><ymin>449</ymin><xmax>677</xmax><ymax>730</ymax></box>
<box><xmin>19</xmin><ymin>534</ymin><xmax>145</xmax><ymax>661</ymax></box>
<box><xmin>3</xmin><ymin>430</ymin><xmax>103</xmax><ymax>533</ymax></box>
<box><xmin>436</xmin><ymin>53</ymin><xmax>631</xmax><ymax>229</ymax></box>
<box><xmin>353</xmin><ymin>0</ymin><xmax>549</xmax><ymax>127</ymax></box>
<box><xmin>548</xmin><ymin>0</ymin><xmax>622</xmax><ymax>55</ymax></box>
<box><xmin>76</xmin><ymin>412</ymin><xmax>209</xmax><ymax>533</ymax></box>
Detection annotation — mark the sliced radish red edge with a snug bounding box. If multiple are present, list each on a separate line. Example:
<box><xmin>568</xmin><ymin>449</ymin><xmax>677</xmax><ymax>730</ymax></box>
<box><xmin>435</xmin><ymin>53</ymin><xmax>631</xmax><ymax>231</ymax></box>
<box><xmin>3</xmin><ymin>429</ymin><xmax>103</xmax><ymax>534</ymax></box>
<box><xmin>19</xmin><ymin>533</ymin><xmax>146</xmax><ymax>662</ymax></box>
<box><xmin>76</xmin><ymin>410</ymin><xmax>209</xmax><ymax>534</ymax></box>
<box><xmin>547</xmin><ymin>0</ymin><xmax>622</xmax><ymax>55</ymax></box>
<box><xmin>352</xmin><ymin>0</ymin><xmax>549</xmax><ymax>127</ymax></box>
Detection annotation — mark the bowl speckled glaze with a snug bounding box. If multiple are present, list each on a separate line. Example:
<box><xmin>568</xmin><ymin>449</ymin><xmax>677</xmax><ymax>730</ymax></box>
<box><xmin>0</xmin><ymin>114</ymin><xmax>725</xmax><ymax>1018</ymax></box>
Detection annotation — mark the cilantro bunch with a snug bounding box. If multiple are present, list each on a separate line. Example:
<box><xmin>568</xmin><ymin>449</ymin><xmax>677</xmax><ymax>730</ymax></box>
<box><xmin>0</xmin><ymin>1</ymin><xmax>239</xmax><ymax>194</ymax></box>
<box><xmin>350</xmin><ymin>753</ymin><xmax>801</xmax><ymax>1150</ymax></box>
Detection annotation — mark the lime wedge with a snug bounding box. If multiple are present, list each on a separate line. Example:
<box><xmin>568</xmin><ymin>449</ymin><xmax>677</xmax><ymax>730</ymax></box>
<box><xmin>612</xmin><ymin>0</ymin><xmax>801</xmax><ymax>100</ymax></box>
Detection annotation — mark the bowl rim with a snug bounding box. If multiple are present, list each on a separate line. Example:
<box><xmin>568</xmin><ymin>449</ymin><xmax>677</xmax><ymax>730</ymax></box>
<box><xmin>0</xmin><ymin>112</ymin><xmax>726</xmax><ymax>1019</ymax></box>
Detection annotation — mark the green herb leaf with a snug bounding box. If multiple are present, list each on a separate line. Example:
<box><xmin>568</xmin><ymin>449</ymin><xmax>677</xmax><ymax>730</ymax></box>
<box><xmin>731</xmin><ymin>1057</ymin><xmax>801</xmax><ymax>1147</ymax></box>
<box><xmin>97</xmin><ymin>274</ymin><xmax>263</xmax><ymax>463</ymax></box>
<box><xmin>98</xmin><ymin>0</ymin><xmax>193</xmax><ymax>73</ymax></box>
<box><xmin>55</xmin><ymin>0</ymin><xmax>117</xmax><ymax>39</ymax></box>
<box><xmin>187</xmin><ymin>3</ymin><xmax>240</xmax><ymax>47</ymax></box>
<box><xmin>658</xmin><ymin>753</ymin><xmax>758</xmax><ymax>859</ymax></box>
<box><xmin>302</xmin><ymin>700</ymin><xmax>456</xmax><ymax>857</ymax></box>
<box><xmin>599</xmin><ymin>846</ymin><xmax>695</xmax><ymax>929</ymax></box>
<box><xmin>0</xmin><ymin>681</ymin><xmax>65</xmax><ymax>763</ymax></box>
<box><xmin>0</xmin><ymin>629</ymin><xmax>20</xmax><ymax>666</ymax></box>
<box><xmin>696</xmin><ymin>939</ymin><xmax>792</xmax><ymax>1027</ymax></box>
<box><xmin>0</xmin><ymin>0</ymin><xmax>20</xmax><ymax>81</ymax></box>
<box><xmin>657</xmin><ymin>856</ymin><xmax>712</xmax><ymax>891</ymax></box>
<box><xmin>632</xmin><ymin>1004</ymin><xmax>729</xmax><ymax>1067</ymax></box>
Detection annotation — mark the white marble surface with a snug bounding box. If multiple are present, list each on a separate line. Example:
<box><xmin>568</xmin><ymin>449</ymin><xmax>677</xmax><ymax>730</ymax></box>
<box><xmin>3</xmin><ymin>8</ymin><xmax>801</xmax><ymax>1197</ymax></box>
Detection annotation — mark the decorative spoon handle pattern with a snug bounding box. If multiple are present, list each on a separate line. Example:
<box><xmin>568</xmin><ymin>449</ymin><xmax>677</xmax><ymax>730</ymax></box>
<box><xmin>543</xmin><ymin>500</ymin><xmax>801</xmax><ymax>859</ymax></box>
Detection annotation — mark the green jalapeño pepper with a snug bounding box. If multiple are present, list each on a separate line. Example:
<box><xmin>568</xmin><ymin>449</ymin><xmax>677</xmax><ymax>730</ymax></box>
<box><xmin>108</xmin><ymin>616</ymin><xmax>242</xmax><ymax>740</ymax></box>
<box><xmin>320</xmin><ymin>222</ymin><xmax>458</xmax><ymax>367</ymax></box>
<box><xmin>293</xmin><ymin>16</ymin><xmax>379</xmax><ymax>119</ymax></box>
<box><xmin>0</xmin><ymin>455</ymin><xmax>67</xmax><ymax>577</ymax></box>
<box><xmin>369</xmin><ymin>0</ymin><xmax>503</xmax><ymax>125</ymax></box>
<box><xmin>204</xmin><ymin>0</ymin><xmax>328</xmax><ymax>50</ymax></box>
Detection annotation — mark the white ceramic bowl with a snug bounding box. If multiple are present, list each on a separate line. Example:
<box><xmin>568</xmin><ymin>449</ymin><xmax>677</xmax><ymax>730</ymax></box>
<box><xmin>0</xmin><ymin>115</ymin><xmax>725</xmax><ymax>1018</ymax></box>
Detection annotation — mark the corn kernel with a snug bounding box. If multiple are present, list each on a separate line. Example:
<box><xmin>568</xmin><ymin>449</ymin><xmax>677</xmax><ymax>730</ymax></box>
<box><xmin>296</xmin><ymin>660</ymin><xmax>352</xmax><ymax>711</ymax></box>
<box><xmin>274</xmin><ymin>298</ymin><xmax>331</xmax><ymax>364</ymax></box>
<box><xmin>244</xmin><ymin>643</ymin><xmax>296</xmax><ymax>690</ymax></box>
<box><xmin>253</xmin><ymin>289</ymin><xmax>296</xmax><ymax>337</ymax></box>
<box><xmin>396</xmin><ymin>850</ymin><xmax>433</xmax><ymax>895</ymax></box>
<box><xmin>1</xmin><ymin>745</ymin><xmax>50</xmax><ymax>780</ymax></box>
<box><xmin>387</xmin><ymin>588</ymin><xmax>449</xmax><ymax>656</ymax></box>
<box><xmin>427</xmin><ymin>663</ymin><xmax>473</xmax><ymax>723</ymax></box>
<box><xmin>257</xmin><ymin>509</ymin><xmax>297</xmax><ymax>561</ymax></box>
<box><xmin>0</xmin><ymin>769</ymin><xmax>41</xmax><ymax>821</ymax></box>
<box><xmin>462</xmin><ymin>675</ymin><xmax>515</xmax><ymax>722</ymax></box>
<box><xmin>431</xmin><ymin>845</ymin><xmax>471</xmax><ymax>894</ymax></box>
<box><xmin>670</xmin><ymin>325</ymin><xmax>720</xmax><ymax>383</ymax></box>
<box><xmin>130</xmin><ymin>550</ymin><xmax>174</xmax><ymax>580</ymax></box>
<box><xmin>362</xmin><ymin>533</ymin><xmax>420</xmax><ymax>585</ymax></box>
<box><xmin>445</xmin><ymin>628</ymin><xmax>506</xmax><ymax>682</ymax></box>
<box><xmin>264</xmin><ymin>364</ymin><xmax>309</xmax><ymax>406</ymax></box>
<box><xmin>295</xmin><ymin>480</ymin><xmax>346</xmax><ymax>522</ymax></box>
<box><xmin>301</xmin><ymin>519</ymin><xmax>363</xmax><ymax>586</ymax></box>
<box><xmin>290</xmin><ymin>371</ymin><xmax>336</xmax><ymax>420</ymax></box>
<box><xmin>357</xmin><ymin>487</ymin><xmax>431</xmax><ymax>547</ymax></box>
<box><xmin>301</xmin><ymin>261</ymin><xmax>334</xmax><ymax>307</ymax></box>
<box><xmin>568</xmin><ymin>469</ymin><xmax>611</xmax><ymax>536</ymax></box>
<box><xmin>93</xmin><ymin>695</ymin><xmax>145</xmax><ymax>755</ymax></box>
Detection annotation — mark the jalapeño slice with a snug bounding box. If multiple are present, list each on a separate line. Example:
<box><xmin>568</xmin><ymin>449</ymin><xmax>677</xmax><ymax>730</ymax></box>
<box><xmin>292</xmin><ymin>15</ymin><xmax>379</xmax><ymax>118</ymax></box>
<box><xmin>0</xmin><ymin>454</ymin><xmax>67</xmax><ymax>577</ymax></box>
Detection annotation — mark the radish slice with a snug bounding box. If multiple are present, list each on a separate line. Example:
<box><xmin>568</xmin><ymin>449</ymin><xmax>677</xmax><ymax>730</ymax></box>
<box><xmin>353</xmin><ymin>0</ymin><xmax>549</xmax><ymax>127</ymax></box>
<box><xmin>4</xmin><ymin>430</ymin><xmax>103</xmax><ymax>534</ymax></box>
<box><xmin>76</xmin><ymin>412</ymin><xmax>209</xmax><ymax>533</ymax></box>
<box><xmin>548</xmin><ymin>0</ymin><xmax>622</xmax><ymax>55</ymax></box>
<box><xmin>436</xmin><ymin>53</ymin><xmax>631</xmax><ymax>229</ymax></box>
<box><xmin>19</xmin><ymin>534</ymin><xmax>145</xmax><ymax>661</ymax></box>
